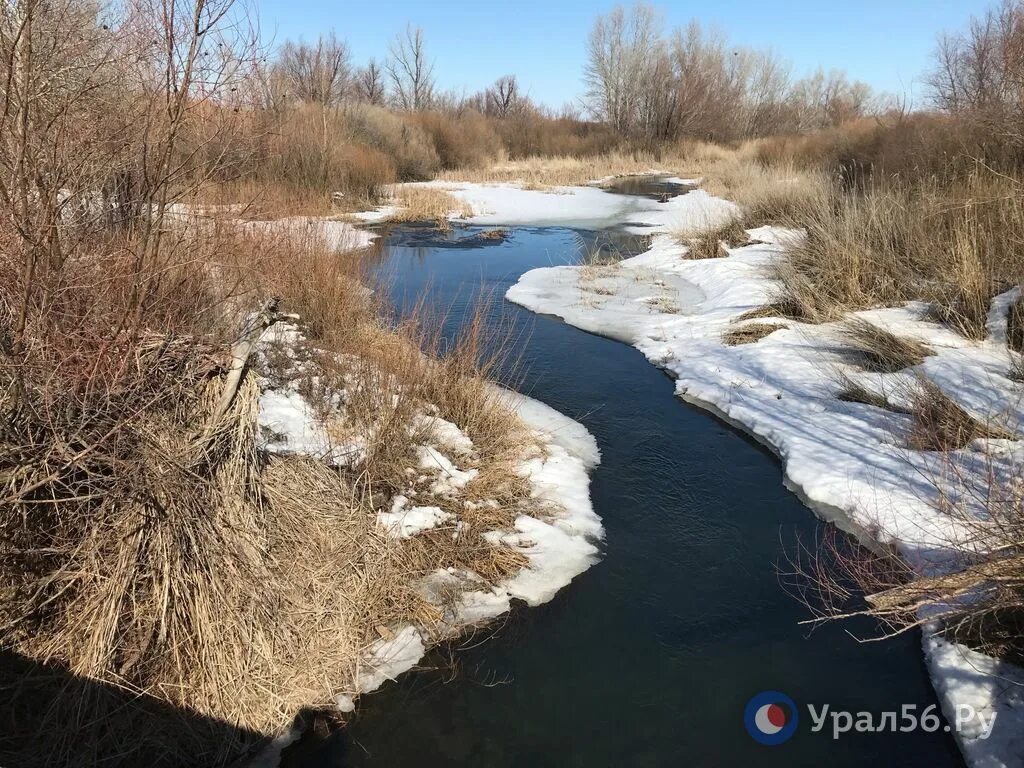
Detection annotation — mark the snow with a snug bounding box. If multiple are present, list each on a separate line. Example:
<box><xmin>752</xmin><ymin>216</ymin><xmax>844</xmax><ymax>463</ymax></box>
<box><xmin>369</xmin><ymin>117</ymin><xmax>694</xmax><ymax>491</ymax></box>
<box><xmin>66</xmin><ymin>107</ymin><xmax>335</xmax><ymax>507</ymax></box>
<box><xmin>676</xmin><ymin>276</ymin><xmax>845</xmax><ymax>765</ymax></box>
<box><xmin>354</xmin><ymin>626</ymin><xmax>427</xmax><ymax>694</ymax></box>
<box><xmin>313</xmin><ymin>389</ymin><xmax>604</xmax><ymax>728</ymax></box>
<box><xmin>410</xmin><ymin>179</ymin><xmax>736</xmax><ymax>233</ymax></box>
<box><xmin>415</xmin><ymin>414</ymin><xmax>475</xmax><ymax>455</ymax></box>
<box><xmin>242</xmin><ymin>216</ymin><xmax>376</xmax><ymax>251</ymax></box>
<box><xmin>489</xmin><ymin>388</ymin><xmax>605</xmax><ymax>605</ymax></box>
<box><xmin>351</xmin><ymin>205</ymin><xmax>401</xmax><ymax>223</ymax></box>
<box><xmin>926</xmin><ymin>631</ymin><xmax>1024</xmax><ymax>765</ymax></box>
<box><xmin>258</xmin><ymin>388</ymin><xmax>332</xmax><ymax>457</ymax></box>
<box><xmin>479</xmin><ymin>180</ymin><xmax>1024</xmax><ymax>766</ymax></box>
<box><xmin>417</xmin><ymin>445</ymin><xmax>479</xmax><ymax>494</ymax></box>
<box><xmin>377</xmin><ymin>497</ymin><xmax>453</xmax><ymax>538</ymax></box>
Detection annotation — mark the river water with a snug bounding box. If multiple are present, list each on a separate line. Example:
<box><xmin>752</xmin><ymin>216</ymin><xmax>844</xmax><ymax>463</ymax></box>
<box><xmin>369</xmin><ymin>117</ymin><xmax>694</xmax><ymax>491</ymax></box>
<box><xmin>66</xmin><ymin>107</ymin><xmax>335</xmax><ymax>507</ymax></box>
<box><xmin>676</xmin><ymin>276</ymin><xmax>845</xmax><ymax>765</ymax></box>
<box><xmin>328</xmin><ymin>221</ymin><xmax>962</xmax><ymax>767</ymax></box>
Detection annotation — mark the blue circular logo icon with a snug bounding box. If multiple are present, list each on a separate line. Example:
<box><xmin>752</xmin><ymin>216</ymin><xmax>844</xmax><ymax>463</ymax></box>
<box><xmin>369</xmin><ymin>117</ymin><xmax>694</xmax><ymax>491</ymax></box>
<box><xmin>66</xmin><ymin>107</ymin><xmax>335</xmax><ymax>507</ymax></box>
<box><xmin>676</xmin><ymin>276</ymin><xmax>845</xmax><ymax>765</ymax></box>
<box><xmin>744</xmin><ymin>691</ymin><xmax>799</xmax><ymax>745</ymax></box>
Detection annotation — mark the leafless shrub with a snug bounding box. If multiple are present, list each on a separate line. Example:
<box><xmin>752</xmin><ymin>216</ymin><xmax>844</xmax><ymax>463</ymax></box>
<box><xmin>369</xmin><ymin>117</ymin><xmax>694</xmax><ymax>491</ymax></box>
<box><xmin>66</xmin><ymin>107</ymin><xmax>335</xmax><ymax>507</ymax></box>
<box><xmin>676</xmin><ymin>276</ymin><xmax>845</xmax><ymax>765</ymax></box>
<box><xmin>355</xmin><ymin>58</ymin><xmax>387</xmax><ymax>105</ymax></box>
<box><xmin>928</xmin><ymin>0</ymin><xmax>1024</xmax><ymax>149</ymax></box>
<box><xmin>274</xmin><ymin>31</ymin><xmax>351</xmax><ymax>107</ymax></box>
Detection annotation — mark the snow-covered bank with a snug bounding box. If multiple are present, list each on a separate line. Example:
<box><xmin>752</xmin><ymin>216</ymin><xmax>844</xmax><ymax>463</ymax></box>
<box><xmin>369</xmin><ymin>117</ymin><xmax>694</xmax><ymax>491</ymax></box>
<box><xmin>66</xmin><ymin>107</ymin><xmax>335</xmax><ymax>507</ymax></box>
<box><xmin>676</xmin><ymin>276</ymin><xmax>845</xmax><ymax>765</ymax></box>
<box><xmin>250</xmin><ymin>313</ymin><xmax>603</xmax><ymax>757</ymax></box>
<box><xmin>439</xmin><ymin>179</ymin><xmax>1024</xmax><ymax>766</ymax></box>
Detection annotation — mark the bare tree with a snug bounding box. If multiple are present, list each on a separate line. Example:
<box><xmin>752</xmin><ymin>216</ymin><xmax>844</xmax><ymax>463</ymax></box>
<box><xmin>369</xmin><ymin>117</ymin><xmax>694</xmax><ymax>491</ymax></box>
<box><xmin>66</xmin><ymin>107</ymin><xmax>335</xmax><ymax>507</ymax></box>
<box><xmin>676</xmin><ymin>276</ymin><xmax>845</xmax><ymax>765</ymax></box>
<box><xmin>927</xmin><ymin>0</ymin><xmax>1024</xmax><ymax>144</ymax></box>
<box><xmin>274</xmin><ymin>30</ymin><xmax>351</xmax><ymax>107</ymax></box>
<box><xmin>355</xmin><ymin>57</ymin><xmax>386</xmax><ymax>104</ymax></box>
<box><xmin>583</xmin><ymin>3</ymin><xmax>661</xmax><ymax>133</ymax></box>
<box><xmin>486</xmin><ymin>74</ymin><xmax>519</xmax><ymax>117</ymax></box>
<box><xmin>386</xmin><ymin>24</ymin><xmax>434</xmax><ymax>111</ymax></box>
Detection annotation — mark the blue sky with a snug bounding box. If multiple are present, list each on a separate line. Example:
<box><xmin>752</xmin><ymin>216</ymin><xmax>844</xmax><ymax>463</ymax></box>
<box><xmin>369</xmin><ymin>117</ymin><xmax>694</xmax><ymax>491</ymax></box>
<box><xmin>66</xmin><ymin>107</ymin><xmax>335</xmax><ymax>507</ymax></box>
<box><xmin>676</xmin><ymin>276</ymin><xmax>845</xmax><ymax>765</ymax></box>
<box><xmin>258</xmin><ymin>0</ymin><xmax>993</xmax><ymax>108</ymax></box>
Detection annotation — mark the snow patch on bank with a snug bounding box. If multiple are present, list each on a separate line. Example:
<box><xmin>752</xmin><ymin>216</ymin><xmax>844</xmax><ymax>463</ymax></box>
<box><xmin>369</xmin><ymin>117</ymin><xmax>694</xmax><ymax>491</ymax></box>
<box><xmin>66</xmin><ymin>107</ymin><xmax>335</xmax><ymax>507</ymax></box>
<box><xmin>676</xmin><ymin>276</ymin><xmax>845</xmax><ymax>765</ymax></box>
<box><xmin>255</xmin><ymin>320</ymin><xmax>604</xmax><ymax>723</ymax></box>
<box><xmin>494</xmin><ymin>180</ymin><xmax>1024</xmax><ymax>767</ymax></box>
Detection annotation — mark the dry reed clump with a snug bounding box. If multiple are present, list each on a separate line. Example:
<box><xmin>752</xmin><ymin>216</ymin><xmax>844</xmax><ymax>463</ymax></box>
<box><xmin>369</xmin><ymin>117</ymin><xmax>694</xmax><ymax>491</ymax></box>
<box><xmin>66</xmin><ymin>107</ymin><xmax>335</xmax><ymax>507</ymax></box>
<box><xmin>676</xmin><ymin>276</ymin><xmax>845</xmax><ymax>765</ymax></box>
<box><xmin>840</xmin><ymin>319</ymin><xmax>933</xmax><ymax>373</ymax></box>
<box><xmin>1010</xmin><ymin>297</ymin><xmax>1024</xmax><ymax>381</ymax></box>
<box><xmin>776</xmin><ymin>168</ymin><xmax>1024</xmax><ymax>334</ymax></box>
<box><xmin>437</xmin><ymin>151</ymin><xmax>671</xmax><ymax>188</ymax></box>
<box><xmin>383</xmin><ymin>186</ymin><xmax>473</xmax><ymax>225</ymax></box>
<box><xmin>680</xmin><ymin>215</ymin><xmax>750</xmax><ymax>259</ymax></box>
<box><xmin>690</xmin><ymin>150</ymin><xmax>832</xmax><ymax>225</ymax></box>
<box><xmin>907</xmin><ymin>377</ymin><xmax>1014</xmax><ymax>451</ymax></box>
<box><xmin>410</xmin><ymin>111</ymin><xmax>506</xmax><ymax>170</ymax></box>
<box><xmin>722</xmin><ymin>322</ymin><xmax>787</xmax><ymax>345</ymax></box>
<box><xmin>834</xmin><ymin>372</ymin><xmax>907</xmax><ymax>413</ymax></box>
<box><xmin>736</xmin><ymin>294</ymin><xmax>815</xmax><ymax>323</ymax></box>
<box><xmin>0</xmin><ymin>217</ymin><xmax>546</xmax><ymax>765</ymax></box>
<box><xmin>342</xmin><ymin>103</ymin><xmax>442</xmax><ymax>181</ymax></box>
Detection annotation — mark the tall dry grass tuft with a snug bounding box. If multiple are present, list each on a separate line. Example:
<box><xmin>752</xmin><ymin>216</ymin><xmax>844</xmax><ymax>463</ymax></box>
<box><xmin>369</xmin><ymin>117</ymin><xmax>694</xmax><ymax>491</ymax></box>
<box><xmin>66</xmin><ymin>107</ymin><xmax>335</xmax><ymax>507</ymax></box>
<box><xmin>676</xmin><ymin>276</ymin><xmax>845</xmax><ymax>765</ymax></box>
<box><xmin>692</xmin><ymin>149</ymin><xmax>832</xmax><ymax>225</ymax></box>
<box><xmin>679</xmin><ymin>214</ymin><xmax>750</xmax><ymax>259</ymax></box>
<box><xmin>906</xmin><ymin>376</ymin><xmax>1015</xmax><ymax>451</ymax></box>
<box><xmin>774</xmin><ymin>168</ymin><xmax>1024</xmax><ymax>331</ymax></box>
<box><xmin>840</xmin><ymin>319</ymin><xmax>933</xmax><ymax>373</ymax></box>
<box><xmin>383</xmin><ymin>186</ymin><xmax>473</xmax><ymax>225</ymax></box>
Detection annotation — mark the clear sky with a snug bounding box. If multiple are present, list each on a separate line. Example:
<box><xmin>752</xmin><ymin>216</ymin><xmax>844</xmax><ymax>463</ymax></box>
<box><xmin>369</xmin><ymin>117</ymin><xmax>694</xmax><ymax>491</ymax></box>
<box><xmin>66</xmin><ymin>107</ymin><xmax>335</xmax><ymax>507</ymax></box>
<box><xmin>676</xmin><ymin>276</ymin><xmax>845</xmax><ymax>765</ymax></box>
<box><xmin>257</xmin><ymin>0</ymin><xmax>994</xmax><ymax>109</ymax></box>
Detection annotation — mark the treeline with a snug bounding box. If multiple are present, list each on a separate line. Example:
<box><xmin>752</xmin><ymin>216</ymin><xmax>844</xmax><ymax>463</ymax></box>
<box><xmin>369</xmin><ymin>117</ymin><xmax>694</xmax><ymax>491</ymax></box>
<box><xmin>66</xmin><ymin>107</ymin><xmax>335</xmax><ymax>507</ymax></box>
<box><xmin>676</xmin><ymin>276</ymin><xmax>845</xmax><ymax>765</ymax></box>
<box><xmin>583</xmin><ymin>6</ymin><xmax>879</xmax><ymax>143</ymax></box>
<box><xmin>208</xmin><ymin>6</ymin><xmax>889</xmax><ymax>208</ymax></box>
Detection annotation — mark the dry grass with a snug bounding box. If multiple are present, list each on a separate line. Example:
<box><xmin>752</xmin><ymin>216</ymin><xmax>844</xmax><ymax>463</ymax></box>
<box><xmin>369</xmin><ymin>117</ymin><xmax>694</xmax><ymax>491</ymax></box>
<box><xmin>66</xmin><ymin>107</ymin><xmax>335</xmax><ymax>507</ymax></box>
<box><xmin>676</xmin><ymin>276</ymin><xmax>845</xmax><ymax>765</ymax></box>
<box><xmin>907</xmin><ymin>377</ymin><xmax>1014</xmax><ymax>451</ymax></box>
<box><xmin>693</xmin><ymin>151</ymin><xmax>832</xmax><ymax>226</ymax></box>
<box><xmin>680</xmin><ymin>215</ymin><xmax>750</xmax><ymax>259</ymax></box>
<box><xmin>0</xmin><ymin>217</ymin><xmax>547</xmax><ymax>765</ymax></box>
<box><xmin>737</xmin><ymin>295</ymin><xmax>813</xmax><ymax>323</ymax></box>
<box><xmin>840</xmin><ymin>319</ymin><xmax>933</xmax><ymax>373</ymax></box>
<box><xmin>438</xmin><ymin>152</ymin><xmax>676</xmax><ymax>189</ymax></box>
<box><xmin>834</xmin><ymin>373</ymin><xmax>907</xmax><ymax>413</ymax></box>
<box><xmin>775</xmin><ymin>169</ymin><xmax>1024</xmax><ymax>334</ymax></box>
<box><xmin>722</xmin><ymin>321</ymin><xmax>787</xmax><ymax>345</ymax></box>
<box><xmin>383</xmin><ymin>186</ymin><xmax>473</xmax><ymax>225</ymax></box>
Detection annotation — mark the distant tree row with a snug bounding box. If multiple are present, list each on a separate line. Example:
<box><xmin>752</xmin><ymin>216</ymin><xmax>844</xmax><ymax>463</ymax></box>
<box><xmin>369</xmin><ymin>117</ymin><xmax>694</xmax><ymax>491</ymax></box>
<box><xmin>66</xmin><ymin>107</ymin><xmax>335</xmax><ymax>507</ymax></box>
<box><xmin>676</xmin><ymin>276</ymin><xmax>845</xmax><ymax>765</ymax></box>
<box><xmin>583</xmin><ymin>4</ymin><xmax>879</xmax><ymax>143</ymax></box>
<box><xmin>258</xmin><ymin>24</ymin><xmax>541</xmax><ymax>120</ymax></box>
<box><xmin>259</xmin><ymin>6</ymin><xmax>889</xmax><ymax>143</ymax></box>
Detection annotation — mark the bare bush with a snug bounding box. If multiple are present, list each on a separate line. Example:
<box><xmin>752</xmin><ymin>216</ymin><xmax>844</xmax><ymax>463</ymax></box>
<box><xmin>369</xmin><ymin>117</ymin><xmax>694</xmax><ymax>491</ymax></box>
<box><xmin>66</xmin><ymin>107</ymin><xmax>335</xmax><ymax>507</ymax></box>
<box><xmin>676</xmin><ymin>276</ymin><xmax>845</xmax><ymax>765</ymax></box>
<box><xmin>355</xmin><ymin>57</ymin><xmax>387</xmax><ymax>105</ymax></box>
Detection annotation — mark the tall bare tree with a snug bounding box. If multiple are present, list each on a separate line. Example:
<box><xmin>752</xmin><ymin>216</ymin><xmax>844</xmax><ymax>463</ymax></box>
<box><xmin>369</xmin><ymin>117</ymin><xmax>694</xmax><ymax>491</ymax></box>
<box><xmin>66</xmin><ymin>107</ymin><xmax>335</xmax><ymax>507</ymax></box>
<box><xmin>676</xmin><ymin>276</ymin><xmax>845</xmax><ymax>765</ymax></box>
<box><xmin>355</xmin><ymin>57</ymin><xmax>386</xmax><ymax>104</ymax></box>
<box><xmin>275</xmin><ymin>30</ymin><xmax>350</xmax><ymax>107</ymax></box>
<box><xmin>927</xmin><ymin>0</ymin><xmax>1024</xmax><ymax>144</ymax></box>
<box><xmin>583</xmin><ymin>3</ymin><xmax>661</xmax><ymax>133</ymax></box>
<box><xmin>487</xmin><ymin>74</ymin><xmax>519</xmax><ymax>117</ymax></box>
<box><xmin>386</xmin><ymin>25</ymin><xmax>434</xmax><ymax>111</ymax></box>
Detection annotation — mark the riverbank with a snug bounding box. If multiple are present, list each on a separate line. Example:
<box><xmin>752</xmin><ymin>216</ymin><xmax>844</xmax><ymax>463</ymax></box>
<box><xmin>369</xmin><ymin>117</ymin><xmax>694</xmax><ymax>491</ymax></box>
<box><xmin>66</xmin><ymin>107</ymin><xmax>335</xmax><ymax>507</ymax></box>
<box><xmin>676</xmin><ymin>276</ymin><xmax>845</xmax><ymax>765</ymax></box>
<box><xmin>360</xmin><ymin>175</ymin><xmax>1024</xmax><ymax>767</ymax></box>
<box><xmin>240</xmin><ymin>224</ymin><xmax>605</xmax><ymax>765</ymax></box>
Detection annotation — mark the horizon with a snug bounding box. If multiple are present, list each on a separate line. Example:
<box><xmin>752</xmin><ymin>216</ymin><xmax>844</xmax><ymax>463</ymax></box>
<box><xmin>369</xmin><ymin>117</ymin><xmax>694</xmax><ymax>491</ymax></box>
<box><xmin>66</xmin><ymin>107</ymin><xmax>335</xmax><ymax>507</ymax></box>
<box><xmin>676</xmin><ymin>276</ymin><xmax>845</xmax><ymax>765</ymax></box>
<box><xmin>257</xmin><ymin>0</ymin><xmax>994</xmax><ymax>110</ymax></box>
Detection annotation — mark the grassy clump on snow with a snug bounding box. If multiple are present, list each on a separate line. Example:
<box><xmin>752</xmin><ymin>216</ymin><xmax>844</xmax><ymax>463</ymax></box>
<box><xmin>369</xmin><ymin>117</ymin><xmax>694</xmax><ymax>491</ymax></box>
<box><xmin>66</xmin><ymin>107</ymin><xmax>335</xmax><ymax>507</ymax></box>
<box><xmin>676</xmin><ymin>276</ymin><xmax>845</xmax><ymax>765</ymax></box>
<box><xmin>840</xmin><ymin>319</ymin><xmax>933</xmax><ymax>373</ymax></box>
<box><xmin>906</xmin><ymin>377</ymin><xmax>1015</xmax><ymax>451</ymax></box>
<box><xmin>680</xmin><ymin>215</ymin><xmax>750</xmax><ymax>259</ymax></box>
<box><xmin>722</xmin><ymin>322</ymin><xmax>787</xmax><ymax>346</ymax></box>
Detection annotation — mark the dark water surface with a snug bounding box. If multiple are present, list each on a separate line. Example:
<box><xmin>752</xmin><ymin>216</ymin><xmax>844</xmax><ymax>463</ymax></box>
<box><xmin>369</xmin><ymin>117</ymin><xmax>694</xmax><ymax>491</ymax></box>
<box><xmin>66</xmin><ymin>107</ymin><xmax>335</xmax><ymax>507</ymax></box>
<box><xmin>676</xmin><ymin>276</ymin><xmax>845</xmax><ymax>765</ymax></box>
<box><xmin>336</xmin><ymin>224</ymin><xmax>960</xmax><ymax>767</ymax></box>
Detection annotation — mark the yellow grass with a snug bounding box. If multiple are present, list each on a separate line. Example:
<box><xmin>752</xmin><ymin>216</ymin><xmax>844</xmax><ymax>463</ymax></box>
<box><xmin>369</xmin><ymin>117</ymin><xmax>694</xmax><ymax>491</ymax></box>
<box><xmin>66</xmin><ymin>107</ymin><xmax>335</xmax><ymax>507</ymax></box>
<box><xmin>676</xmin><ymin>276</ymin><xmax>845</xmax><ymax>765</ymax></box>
<box><xmin>383</xmin><ymin>185</ymin><xmax>473</xmax><ymax>224</ymax></box>
<box><xmin>438</xmin><ymin>151</ymin><xmax>685</xmax><ymax>189</ymax></box>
